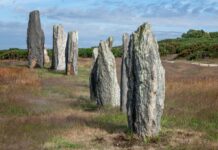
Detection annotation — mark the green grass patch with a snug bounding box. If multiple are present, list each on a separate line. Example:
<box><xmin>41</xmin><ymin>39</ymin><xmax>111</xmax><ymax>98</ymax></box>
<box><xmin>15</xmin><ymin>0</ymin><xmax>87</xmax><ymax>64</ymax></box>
<box><xmin>36</xmin><ymin>68</ymin><xmax>66</xmax><ymax>78</ymax></box>
<box><xmin>96</xmin><ymin>111</ymin><xmax>127</xmax><ymax>125</ymax></box>
<box><xmin>0</xmin><ymin>101</ymin><xmax>29</xmax><ymax>116</ymax></box>
<box><xmin>94</xmin><ymin>108</ymin><xmax>128</xmax><ymax>132</ymax></box>
<box><xmin>44</xmin><ymin>137</ymin><xmax>82</xmax><ymax>149</ymax></box>
<box><xmin>162</xmin><ymin>115</ymin><xmax>218</xmax><ymax>141</ymax></box>
<box><xmin>77</xmin><ymin>67</ymin><xmax>90</xmax><ymax>82</ymax></box>
<box><xmin>70</xmin><ymin>99</ymin><xmax>98</xmax><ymax>111</ymax></box>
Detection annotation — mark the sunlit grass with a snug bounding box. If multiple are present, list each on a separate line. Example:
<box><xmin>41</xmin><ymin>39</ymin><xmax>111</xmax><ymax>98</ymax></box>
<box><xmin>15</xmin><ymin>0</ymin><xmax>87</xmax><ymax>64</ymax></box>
<box><xmin>0</xmin><ymin>59</ymin><xmax>217</xmax><ymax>149</ymax></box>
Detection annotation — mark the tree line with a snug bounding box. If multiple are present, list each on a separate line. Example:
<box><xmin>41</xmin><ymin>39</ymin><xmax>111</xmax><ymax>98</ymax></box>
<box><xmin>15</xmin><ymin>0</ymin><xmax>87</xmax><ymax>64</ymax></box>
<box><xmin>0</xmin><ymin>29</ymin><xmax>218</xmax><ymax>60</ymax></box>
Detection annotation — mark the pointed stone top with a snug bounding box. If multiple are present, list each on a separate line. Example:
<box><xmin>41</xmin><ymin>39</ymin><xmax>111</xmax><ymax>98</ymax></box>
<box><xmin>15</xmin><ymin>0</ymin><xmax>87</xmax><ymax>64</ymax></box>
<box><xmin>123</xmin><ymin>33</ymin><xmax>129</xmax><ymax>40</ymax></box>
<box><xmin>68</xmin><ymin>31</ymin><xmax>78</xmax><ymax>37</ymax></box>
<box><xmin>123</xmin><ymin>33</ymin><xmax>129</xmax><ymax>36</ymax></box>
<box><xmin>107</xmin><ymin>36</ymin><xmax>113</xmax><ymax>41</ymax></box>
<box><xmin>29</xmin><ymin>10</ymin><xmax>40</xmax><ymax>15</ymax></box>
<box><xmin>133</xmin><ymin>22</ymin><xmax>157</xmax><ymax>45</ymax></box>
<box><xmin>106</xmin><ymin>36</ymin><xmax>113</xmax><ymax>49</ymax></box>
<box><xmin>68</xmin><ymin>31</ymin><xmax>78</xmax><ymax>34</ymax></box>
<box><xmin>29</xmin><ymin>10</ymin><xmax>41</xmax><ymax>20</ymax></box>
<box><xmin>53</xmin><ymin>24</ymin><xmax>64</xmax><ymax>31</ymax></box>
<box><xmin>54</xmin><ymin>24</ymin><xmax>63</xmax><ymax>27</ymax></box>
<box><xmin>137</xmin><ymin>22</ymin><xmax>151</xmax><ymax>30</ymax></box>
<box><xmin>135</xmin><ymin>22</ymin><xmax>151</xmax><ymax>35</ymax></box>
<box><xmin>99</xmin><ymin>41</ymin><xmax>108</xmax><ymax>50</ymax></box>
<box><xmin>92</xmin><ymin>48</ymin><xmax>98</xmax><ymax>60</ymax></box>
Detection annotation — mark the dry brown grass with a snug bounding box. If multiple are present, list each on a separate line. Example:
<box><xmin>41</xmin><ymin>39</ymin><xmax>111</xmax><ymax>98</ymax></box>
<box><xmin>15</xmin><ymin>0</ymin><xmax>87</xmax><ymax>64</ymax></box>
<box><xmin>0</xmin><ymin>59</ymin><xmax>217</xmax><ymax>150</ymax></box>
<box><xmin>0</xmin><ymin>67</ymin><xmax>41</xmax><ymax>116</ymax></box>
<box><xmin>164</xmin><ymin>61</ymin><xmax>218</xmax><ymax>116</ymax></box>
<box><xmin>163</xmin><ymin>61</ymin><xmax>218</xmax><ymax>144</ymax></box>
<box><xmin>0</xmin><ymin>67</ymin><xmax>40</xmax><ymax>86</ymax></box>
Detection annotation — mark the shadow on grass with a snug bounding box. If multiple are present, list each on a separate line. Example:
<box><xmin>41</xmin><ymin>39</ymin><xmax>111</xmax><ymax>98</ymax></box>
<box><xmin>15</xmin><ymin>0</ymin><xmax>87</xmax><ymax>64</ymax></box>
<box><xmin>65</xmin><ymin>113</ymin><xmax>128</xmax><ymax>134</ymax></box>
<box><xmin>69</xmin><ymin>98</ymin><xmax>128</xmax><ymax>133</ymax></box>
<box><xmin>47</xmin><ymin>69</ymin><xmax>66</xmax><ymax>75</ymax></box>
<box><xmin>70</xmin><ymin>98</ymin><xmax>99</xmax><ymax>112</ymax></box>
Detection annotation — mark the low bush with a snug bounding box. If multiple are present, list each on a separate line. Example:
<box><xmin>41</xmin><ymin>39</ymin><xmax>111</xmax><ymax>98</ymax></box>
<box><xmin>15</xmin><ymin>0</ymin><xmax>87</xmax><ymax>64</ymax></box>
<box><xmin>0</xmin><ymin>48</ymin><xmax>27</xmax><ymax>60</ymax></box>
<box><xmin>1</xmin><ymin>30</ymin><xmax>218</xmax><ymax>60</ymax></box>
<box><xmin>79</xmin><ymin>48</ymin><xmax>93</xmax><ymax>58</ymax></box>
<box><xmin>159</xmin><ymin>29</ymin><xmax>218</xmax><ymax>60</ymax></box>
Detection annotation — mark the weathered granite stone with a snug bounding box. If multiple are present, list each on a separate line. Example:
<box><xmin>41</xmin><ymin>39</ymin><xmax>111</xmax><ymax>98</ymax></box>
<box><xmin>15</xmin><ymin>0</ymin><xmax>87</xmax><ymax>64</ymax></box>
<box><xmin>90</xmin><ymin>39</ymin><xmax>120</xmax><ymax>106</ymax></box>
<box><xmin>27</xmin><ymin>10</ymin><xmax>45</xmax><ymax>68</ymax></box>
<box><xmin>44</xmin><ymin>48</ymin><xmax>50</xmax><ymax>64</ymax></box>
<box><xmin>66</xmin><ymin>31</ymin><xmax>79</xmax><ymax>75</ymax></box>
<box><xmin>89</xmin><ymin>48</ymin><xmax>98</xmax><ymax>101</ymax></box>
<box><xmin>106</xmin><ymin>36</ymin><xmax>113</xmax><ymax>49</ymax></box>
<box><xmin>52</xmin><ymin>25</ymin><xmax>67</xmax><ymax>71</ymax></box>
<box><xmin>126</xmin><ymin>23</ymin><xmax>165</xmax><ymax>138</ymax></box>
<box><xmin>120</xmin><ymin>33</ymin><xmax>129</xmax><ymax>113</ymax></box>
<box><xmin>92</xmin><ymin>48</ymin><xmax>99</xmax><ymax>61</ymax></box>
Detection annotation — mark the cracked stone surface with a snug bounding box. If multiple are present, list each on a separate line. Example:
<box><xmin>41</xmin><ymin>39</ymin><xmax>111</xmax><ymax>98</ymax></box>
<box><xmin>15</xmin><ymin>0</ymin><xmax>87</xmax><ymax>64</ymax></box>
<box><xmin>27</xmin><ymin>10</ymin><xmax>45</xmax><ymax>68</ymax></box>
<box><xmin>66</xmin><ymin>31</ymin><xmax>79</xmax><ymax>75</ymax></box>
<box><xmin>120</xmin><ymin>33</ymin><xmax>129</xmax><ymax>113</ymax></box>
<box><xmin>52</xmin><ymin>24</ymin><xmax>67</xmax><ymax>71</ymax></box>
<box><xmin>126</xmin><ymin>23</ymin><xmax>165</xmax><ymax>138</ymax></box>
<box><xmin>90</xmin><ymin>39</ymin><xmax>120</xmax><ymax>107</ymax></box>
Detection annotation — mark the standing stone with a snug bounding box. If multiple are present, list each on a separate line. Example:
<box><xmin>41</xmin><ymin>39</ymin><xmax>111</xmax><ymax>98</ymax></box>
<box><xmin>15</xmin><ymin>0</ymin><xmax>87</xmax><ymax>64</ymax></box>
<box><xmin>44</xmin><ymin>48</ymin><xmax>50</xmax><ymax>64</ymax></box>
<box><xmin>126</xmin><ymin>23</ymin><xmax>165</xmax><ymax>138</ymax></box>
<box><xmin>106</xmin><ymin>36</ymin><xmax>113</xmax><ymax>49</ymax></box>
<box><xmin>66</xmin><ymin>31</ymin><xmax>79</xmax><ymax>75</ymax></box>
<box><xmin>90</xmin><ymin>48</ymin><xmax>98</xmax><ymax>101</ymax></box>
<box><xmin>120</xmin><ymin>33</ymin><xmax>129</xmax><ymax>113</ymax></box>
<box><xmin>27</xmin><ymin>10</ymin><xmax>45</xmax><ymax>68</ymax></box>
<box><xmin>90</xmin><ymin>39</ymin><xmax>120</xmax><ymax>106</ymax></box>
<box><xmin>52</xmin><ymin>25</ymin><xmax>67</xmax><ymax>71</ymax></box>
<box><xmin>92</xmin><ymin>48</ymin><xmax>99</xmax><ymax>61</ymax></box>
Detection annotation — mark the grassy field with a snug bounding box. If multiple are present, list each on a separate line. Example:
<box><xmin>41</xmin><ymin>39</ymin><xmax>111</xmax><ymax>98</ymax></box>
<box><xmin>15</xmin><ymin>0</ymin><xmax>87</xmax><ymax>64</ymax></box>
<box><xmin>0</xmin><ymin>58</ymin><xmax>217</xmax><ymax>149</ymax></box>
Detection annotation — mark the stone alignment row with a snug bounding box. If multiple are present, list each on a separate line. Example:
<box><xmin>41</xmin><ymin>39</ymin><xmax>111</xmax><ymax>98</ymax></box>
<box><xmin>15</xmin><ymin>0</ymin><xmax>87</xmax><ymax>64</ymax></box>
<box><xmin>90</xmin><ymin>23</ymin><xmax>165</xmax><ymax>139</ymax></box>
<box><xmin>27</xmin><ymin>10</ymin><xmax>165</xmax><ymax>139</ymax></box>
<box><xmin>27</xmin><ymin>10</ymin><xmax>78</xmax><ymax>76</ymax></box>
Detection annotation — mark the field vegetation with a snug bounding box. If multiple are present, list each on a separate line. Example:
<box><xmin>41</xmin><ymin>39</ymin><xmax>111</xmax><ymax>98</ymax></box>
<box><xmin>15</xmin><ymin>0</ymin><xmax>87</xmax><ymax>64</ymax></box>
<box><xmin>159</xmin><ymin>30</ymin><xmax>218</xmax><ymax>60</ymax></box>
<box><xmin>1</xmin><ymin>30</ymin><xmax>218</xmax><ymax>61</ymax></box>
<box><xmin>0</xmin><ymin>58</ymin><xmax>217</xmax><ymax>149</ymax></box>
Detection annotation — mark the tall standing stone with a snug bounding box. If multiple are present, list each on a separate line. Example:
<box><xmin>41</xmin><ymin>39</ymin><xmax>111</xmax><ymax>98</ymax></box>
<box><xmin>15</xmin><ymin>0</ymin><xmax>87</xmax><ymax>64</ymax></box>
<box><xmin>66</xmin><ymin>31</ymin><xmax>79</xmax><ymax>75</ymax></box>
<box><xmin>90</xmin><ymin>48</ymin><xmax>98</xmax><ymax>101</ymax></box>
<box><xmin>92</xmin><ymin>48</ymin><xmax>99</xmax><ymax>61</ymax></box>
<box><xmin>126</xmin><ymin>23</ymin><xmax>165</xmax><ymax>138</ymax></box>
<box><xmin>27</xmin><ymin>10</ymin><xmax>45</xmax><ymax>68</ymax></box>
<box><xmin>106</xmin><ymin>36</ymin><xmax>113</xmax><ymax>49</ymax></box>
<box><xmin>52</xmin><ymin>25</ymin><xmax>67</xmax><ymax>71</ymax></box>
<box><xmin>44</xmin><ymin>48</ymin><xmax>50</xmax><ymax>64</ymax></box>
<box><xmin>120</xmin><ymin>33</ymin><xmax>129</xmax><ymax>113</ymax></box>
<box><xmin>90</xmin><ymin>39</ymin><xmax>120</xmax><ymax>106</ymax></box>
